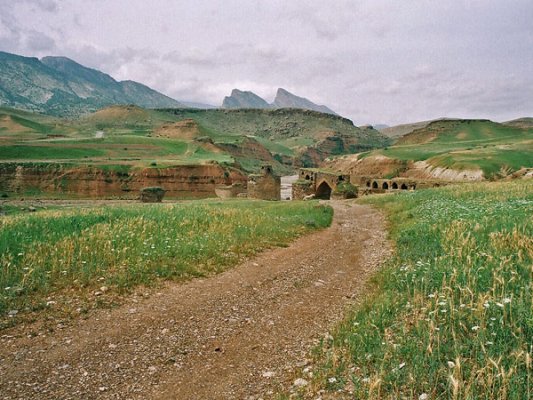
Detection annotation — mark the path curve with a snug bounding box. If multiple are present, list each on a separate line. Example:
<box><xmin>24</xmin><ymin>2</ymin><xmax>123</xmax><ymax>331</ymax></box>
<box><xmin>0</xmin><ymin>201</ymin><xmax>391</xmax><ymax>399</ymax></box>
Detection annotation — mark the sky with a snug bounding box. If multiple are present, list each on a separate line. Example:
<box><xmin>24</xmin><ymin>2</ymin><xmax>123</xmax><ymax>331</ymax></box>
<box><xmin>0</xmin><ymin>0</ymin><xmax>532</xmax><ymax>125</ymax></box>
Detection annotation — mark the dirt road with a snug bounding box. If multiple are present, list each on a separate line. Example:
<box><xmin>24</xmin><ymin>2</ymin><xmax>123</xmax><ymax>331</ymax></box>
<box><xmin>0</xmin><ymin>201</ymin><xmax>390</xmax><ymax>399</ymax></box>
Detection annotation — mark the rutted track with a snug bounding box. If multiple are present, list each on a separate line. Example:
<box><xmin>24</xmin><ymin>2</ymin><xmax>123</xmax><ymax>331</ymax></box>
<box><xmin>0</xmin><ymin>201</ymin><xmax>391</xmax><ymax>399</ymax></box>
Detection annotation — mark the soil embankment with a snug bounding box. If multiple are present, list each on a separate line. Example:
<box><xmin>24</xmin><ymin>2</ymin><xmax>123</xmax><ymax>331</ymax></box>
<box><xmin>0</xmin><ymin>163</ymin><xmax>247</xmax><ymax>198</ymax></box>
<box><xmin>0</xmin><ymin>201</ymin><xmax>390</xmax><ymax>399</ymax></box>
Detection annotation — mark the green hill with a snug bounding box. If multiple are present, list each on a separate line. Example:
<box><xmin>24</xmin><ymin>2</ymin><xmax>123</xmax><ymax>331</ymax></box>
<box><xmin>0</xmin><ymin>105</ymin><xmax>389</xmax><ymax>175</ymax></box>
<box><xmin>327</xmin><ymin>119</ymin><xmax>533</xmax><ymax>180</ymax></box>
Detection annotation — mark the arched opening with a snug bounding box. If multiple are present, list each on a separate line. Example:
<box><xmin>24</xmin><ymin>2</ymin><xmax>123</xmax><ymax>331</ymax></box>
<box><xmin>315</xmin><ymin>181</ymin><xmax>332</xmax><ymax>199</ymax></box>
<box><xmin>366</xmin><ymin>181</ymin><xmax>371</xmax><ymax>188</ymax></box>
<box><xmin>372</xmin><ymin>181</ymin><xmax>378</xmax><ymax>189</ymax></box>
<box><xmin>400</xmin><ymin>183</ymin><xmax>408</xmax><ymax>190</ymax></box>
<box><xmin>392</xmin><ymin>182</ymin><xmax>398</xmax><ymax>189</ymax></box>
<box><xmin>411</xmin><ymin>184</ymin><xmax>417</xmax><ymax>190</ymax></box>
<box><xmin>382</xmin><ymin>182</ymin><xmax>389</xmax><ymax>190</ymax></box>
<box><xmin>305</xmin><ymin>174</ymin><xmax>310</xmax><ymax>180</ymax></box>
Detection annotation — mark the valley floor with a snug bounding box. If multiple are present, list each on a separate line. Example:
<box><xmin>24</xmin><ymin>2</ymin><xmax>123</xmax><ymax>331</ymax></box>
<box><xmin>0</xmin><ymin>201</ymin><xmax>390</xmax><ymax>399</ymax></box>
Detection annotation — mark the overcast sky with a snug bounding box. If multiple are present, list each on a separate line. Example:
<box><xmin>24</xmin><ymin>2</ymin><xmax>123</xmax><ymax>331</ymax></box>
<box><xmin>1</xmin><ymin>0</ymin><xmax>532</xmax><ymax>125</ymax></box>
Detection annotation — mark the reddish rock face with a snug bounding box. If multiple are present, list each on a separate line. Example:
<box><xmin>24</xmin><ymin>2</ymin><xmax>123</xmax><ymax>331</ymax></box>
<box><xmin>0</xmin><ymin>163</ymin><xmax>247</xmax><ymax>199</ymax></box>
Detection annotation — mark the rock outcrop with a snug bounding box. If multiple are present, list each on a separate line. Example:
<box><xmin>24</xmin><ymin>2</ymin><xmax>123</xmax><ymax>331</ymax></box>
<box><xmin>220</xmin><ymin>88</ymin><xmax>339</xmax><ymax>116</ymax></box>
<box><xmin>221</xmin><ymin>89</ymin><xmax>271</xmax><ymax>109</ymax></box>
<box><xmin>272</xmin><ymin>88</ymin><xmax>337</xmax><ymax>115</ymax></box>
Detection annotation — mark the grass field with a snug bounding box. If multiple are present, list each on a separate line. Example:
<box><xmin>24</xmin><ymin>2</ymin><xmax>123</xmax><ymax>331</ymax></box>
<box><xmin>300</xmin><ymin>181</ymin><xmax>532</xmax><ymax>399</ymax></box>
<box><xmin>0</xmin><ymin>200</ymin><xmax>332</xmax><ymax>326</ymax></box>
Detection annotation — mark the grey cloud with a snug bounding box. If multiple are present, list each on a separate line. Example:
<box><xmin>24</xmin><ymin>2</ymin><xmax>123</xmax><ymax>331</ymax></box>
<box><xmin>1</xmin><ymin>0</ymin><xmax>532</xmax><ymax>125</ymax></box>
<box><xmin>25</xmin><ymin>30</ymin><xmax>56</xmax><ymax>52</ymax></box>
<box><xmin>21</xmin><ymin>0</ymin><xmax>59</xmax><ymax>12</ymax></box>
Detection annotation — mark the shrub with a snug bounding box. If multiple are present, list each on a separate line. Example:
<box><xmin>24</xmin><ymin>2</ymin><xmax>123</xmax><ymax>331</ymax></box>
<box><xmin>140</xmin><ymin>187</ymin><xmax>165</xmax><ymax>203</ymax></box>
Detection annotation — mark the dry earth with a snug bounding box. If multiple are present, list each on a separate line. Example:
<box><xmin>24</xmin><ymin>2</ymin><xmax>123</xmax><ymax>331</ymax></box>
<box><xmin>0</xmin><ymin>201</ymin><xmax>391</xmax><ymax>399</ymax></box>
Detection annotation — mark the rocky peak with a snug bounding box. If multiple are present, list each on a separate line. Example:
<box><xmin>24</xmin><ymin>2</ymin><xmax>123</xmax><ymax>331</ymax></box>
<box><xmin>273</xmin><ymin>88</ymin><xmax>337</xmax><ymax>115</ymax></box>
<box><xmin>221</xmin><ymin>89</ymin><xmax>271</xmax><ymax>109</ymax></box>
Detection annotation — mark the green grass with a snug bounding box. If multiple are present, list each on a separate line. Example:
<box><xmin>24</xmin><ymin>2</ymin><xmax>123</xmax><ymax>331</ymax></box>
<box><xmin>303</xmin><ymin>181</ymin><xmax>532</xmax><ymax>399</ymax></box>
<box><xmin>0</xmin><ymin>145</ymin><xmax>105</xmax><ymax>160</ymax></box>
<box><xmin>0</xmin><ymin>200</ymin><xmax>332</xmax><ymax>323</ymax></box>
<box><xmin>430</xmin><ymin>148</ymin><xmax>533</xmax><ymax>177</ymax></box>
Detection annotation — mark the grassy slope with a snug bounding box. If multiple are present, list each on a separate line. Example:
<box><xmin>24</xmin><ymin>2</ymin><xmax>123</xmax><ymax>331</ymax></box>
<box><xmin>0</xmin><ymin>106</ymin><xmax>389</xmax><ymax>174</ymax></box>
<box><xmin>157</xmin><ymin>108</ymin><xmax>389</xmax><ymax>154</ymax></box>
<box><xmin>300</xmin><ymin>181</ymin><xmax>532</xmax><ymax>399</ymax></box>
<box><xmin>362</xmin><ymin>120</ymin><xmax>533</xmax><ymax>177</ymax></box>
<box><xmin>0</xmin><ymin>106</ymin><xmax>235</xmax><ymax>168</ymax></box>
<box><xmin>0</xmin><ymin>200</ymin><xmax>332</xmax><ymax>325</ymax></box>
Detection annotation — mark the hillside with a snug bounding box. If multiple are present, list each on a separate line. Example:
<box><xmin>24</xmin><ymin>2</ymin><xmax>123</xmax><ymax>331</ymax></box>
<box><xmin>0</xmin><ymin>51</ymin><xmax>183</xmax><ymax>116</ymax></box>
<box><xmin>503</xmin><ymin>117</ymin><xmax>533</xmax><ymax>129</ymax></box>
<box><xmin>159</xmin><ymin>107</ymin><xmax>390</xmax><ymax>167</ymax></box>
<box><xmin>0</xmin><ymin>105</ymin><xmax>389</xmax><ymax>179</ymax></box>
<box><xmin>380</xmin><ymin>119</ymin><xmax>440</xmax><ymax>139</ymax></box>
<box><xmin>325</xmin><ymin>118</ymin><xmax>533</xmax><ymax>180</ymax></box>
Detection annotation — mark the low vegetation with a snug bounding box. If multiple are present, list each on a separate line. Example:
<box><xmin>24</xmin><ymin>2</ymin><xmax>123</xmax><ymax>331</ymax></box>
<box><xmin>302</xmin><ymin>181</ymin><xmax>532</xmax><ymax>399</ymax></box>
<box><xmin>0</xmin><ymin>200</ymin><xmax>332</xmax><ymax>326</ymax></box>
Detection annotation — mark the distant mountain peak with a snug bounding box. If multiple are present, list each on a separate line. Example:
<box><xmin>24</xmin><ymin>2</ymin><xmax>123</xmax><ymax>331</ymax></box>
<box><xmin>222</xmin><ymin>89</ymin><xmax>271</xmax><ymax>109</ymax></box>
<box><xmin>273</xmin><ymin>88</ymin><xmax>337</xmax><ymax>115</ymax></box>
<box><xmin>220</xmin><ymin>87</ymin><xmax>339</xmax><ymax>115</ymax></box>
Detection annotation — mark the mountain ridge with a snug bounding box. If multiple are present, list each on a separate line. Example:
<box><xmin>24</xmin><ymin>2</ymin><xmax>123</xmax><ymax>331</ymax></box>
<box><xmin>0</xmin><ymin>51</ymin><xmax>184</xmax><ymax>116</ymax></box>
<box><xmin>221</xmin><ymin>87</ymin><xmax>338</xmax><ymax>115</ymax></box>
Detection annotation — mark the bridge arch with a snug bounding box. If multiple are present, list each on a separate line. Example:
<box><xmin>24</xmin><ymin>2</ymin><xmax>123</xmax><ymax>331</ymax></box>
<box><xmin>382</xmin><ymin>182</ymin><xmax>389</xmax><ymax>190</ymax></box>
<box><xmin>400</xmin><ymin>183</ymin><xmax>408</xmax><ymax>190</ymax></box>
<box><xmin>315</xmin><ymin>181</ymin><xmax>332</xmax><ymax>199</ymax></box>
<box><xmin>372</xmin><ymin>181</ymin><xmax>378</xmax><ymax>189</ymax></box>
<box><xmin>392</xmin><ymin>182</ymin><xmax>398</xmax><ymax>189</ymax></box>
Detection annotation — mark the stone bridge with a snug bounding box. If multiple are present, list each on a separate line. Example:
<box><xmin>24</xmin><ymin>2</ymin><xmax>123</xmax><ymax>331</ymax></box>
<box><xmin>292</xmin><ymin>168</ymin><xmax>350</xmax><ymax>200</ymax></box>
<box><xmin>292</xmin><ymin>169</ymin><xmax>447</xmax><ymax>200</ymax></box>
<box><xmin>352</xmin><ymin>176</ymin><xmax>447</xmax><ymax>193</ymax></box>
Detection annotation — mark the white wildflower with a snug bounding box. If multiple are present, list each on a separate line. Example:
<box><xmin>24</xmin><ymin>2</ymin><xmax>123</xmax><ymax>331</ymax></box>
<box><xmin>447</xmin><ymin>361</ymin><xmax>455</xmax><ymax>368</ymax></box>
<box><xmin>503</xmin><ymin>297</ymin><xmax>512</xmax><ymax>304</ymax></box>
<box><xmin>471</xmin><ymin>326</ymin><xmax>480</xmax><ymax>331</ymax></box>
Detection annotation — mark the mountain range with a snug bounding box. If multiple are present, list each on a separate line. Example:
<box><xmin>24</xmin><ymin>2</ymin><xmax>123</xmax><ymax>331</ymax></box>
<box><xmin>222</xmin><ymin>88</ymin><xmax>337</xmax><ymax>115</ymax></box>
<box><xmin>0</xmin><ymin>51</ymin><xmax>183</xmax><ymax>116</ymax></box>
<box><xmin>0</xmin><ymin>50</ymin><xmax>340</xmax><ymax>118</ymax></box>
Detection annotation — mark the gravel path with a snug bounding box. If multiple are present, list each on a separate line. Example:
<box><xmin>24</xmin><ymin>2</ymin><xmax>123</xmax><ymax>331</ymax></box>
<box><xmin>0</xmin><ymin>201</ymin><xmax>391</xmax><ymax>399</ymax></box>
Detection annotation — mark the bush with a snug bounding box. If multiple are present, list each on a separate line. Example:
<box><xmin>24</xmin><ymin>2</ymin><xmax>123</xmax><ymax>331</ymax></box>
<box><xmin>140</xmin><ymin>187</ymin><xmax>165</xmax><ymax>203</ymax></box>
<box><xmin>333</xmin><ymin>182</ymin><xmax>358</xmax><ymax>199</ymax></box>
